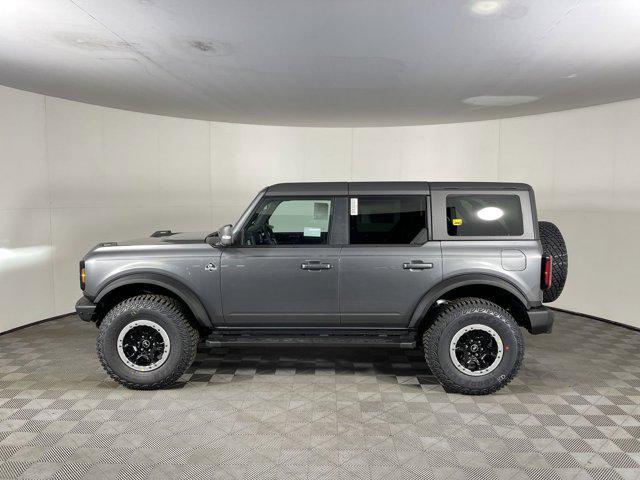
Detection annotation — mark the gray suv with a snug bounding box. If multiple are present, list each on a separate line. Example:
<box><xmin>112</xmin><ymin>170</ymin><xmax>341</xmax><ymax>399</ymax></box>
<box><xmin>76</xmin><ymin>182</ymin><xmax>568</xmax><ymax>395</ymax></box>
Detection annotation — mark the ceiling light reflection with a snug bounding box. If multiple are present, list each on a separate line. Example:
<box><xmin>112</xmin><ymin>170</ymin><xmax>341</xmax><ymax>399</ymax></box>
<box><xmin>463</xmin><ymin>95</ymin><xmax>539</xmax><ymax>107</ymax></box>
<box><xmin>477</xmin><ymin>207</ymin><xmax>504</xmax><ymax>221</ymax></box>
<box><xmin>469</xmin><ymin>0</ymin><xmax>504</xmax><ymax>16</ymax></box>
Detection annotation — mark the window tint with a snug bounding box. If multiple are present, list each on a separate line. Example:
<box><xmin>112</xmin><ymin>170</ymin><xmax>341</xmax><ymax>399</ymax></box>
<box><xmin>242</xmin><ymin>198</ymin><xmax>332</xmax><ymax>246</ymax></box>
<box><xmin>446</xmin><ymin>194</ymin><xmax>523</xmax><ymax>237</ymax></box>
<box><xmin>349</xmin><ymin>196</ymin><xmax>427</xmax><ymax>245</ymax></box>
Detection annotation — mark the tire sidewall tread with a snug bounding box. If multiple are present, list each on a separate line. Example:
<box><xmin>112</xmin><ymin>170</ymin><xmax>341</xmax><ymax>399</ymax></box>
<box><xmin>539</xmin><ymin>221</ymin><xmax>568</xmax><ymax>303</ymax></box>
<box><xmin>423</xmin><ymin>297</ymin><xmax>524</xmax><ymax>395</ymax></box>
<box><xmin>97</xmin><ymin>294</ymin><xmax>199</xmax><ymax>390</ymax></box>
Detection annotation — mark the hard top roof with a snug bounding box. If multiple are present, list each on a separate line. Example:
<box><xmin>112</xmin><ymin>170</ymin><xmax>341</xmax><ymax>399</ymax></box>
<box><xmin>265</xmin><ymin>181</ymin><xmax>532</xmax><ymax>196</ymax></box>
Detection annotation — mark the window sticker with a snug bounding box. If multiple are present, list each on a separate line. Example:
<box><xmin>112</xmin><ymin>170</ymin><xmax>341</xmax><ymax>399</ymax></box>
<box><xmin>350</xmin><ymin>198</ymin><xmax>358</xmax><ymax>216</ymax></box>
<box><xmin>452</xmin><ymin>218</ymin><xmax>463</xmax><ymax>226</ymax></box>
<box><xmin>303</xmin><ymin>227</ymin><xmax>321</xmax><ymax>237</ymax></box>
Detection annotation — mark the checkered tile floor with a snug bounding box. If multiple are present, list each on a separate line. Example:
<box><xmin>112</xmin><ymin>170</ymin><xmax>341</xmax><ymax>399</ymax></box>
<box><xmin>0</xmin><ymin>311</ymin><xmax>639</xmax><ymax>479</ymax></box>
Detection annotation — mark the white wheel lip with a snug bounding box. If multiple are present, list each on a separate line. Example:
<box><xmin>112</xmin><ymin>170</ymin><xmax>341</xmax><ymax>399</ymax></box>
<box><xmin>117</xmin><ymin>319</ymin><xmax>171</xmax><ymax>372</ymax></box>
<box><xmin>449</xmin><ymin>323</ymin><xmax>504</xmax><ymax>377</ymax></box>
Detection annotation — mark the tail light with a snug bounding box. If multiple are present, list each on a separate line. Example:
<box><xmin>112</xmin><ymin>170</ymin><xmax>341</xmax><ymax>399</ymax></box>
<box><xmin>541</xmin><ymin>255</ymin><xmax>553</xmax><ymax>290</ymax></box>
<box><xmin>79</xmin><ymin>261</ymin><xmax>86</xmax><ymax>291</ymax></box>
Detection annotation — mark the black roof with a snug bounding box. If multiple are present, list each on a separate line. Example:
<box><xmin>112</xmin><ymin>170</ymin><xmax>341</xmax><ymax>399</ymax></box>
<box><xmin>265</xmin><ymin>181</ymin><xmax>532</xmax><ymax>196</ymax></box>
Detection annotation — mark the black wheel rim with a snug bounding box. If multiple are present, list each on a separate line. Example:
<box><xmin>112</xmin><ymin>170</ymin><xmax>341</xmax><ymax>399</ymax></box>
<box><xmin>449</xmin><ymin>324</ymin><xmax>504</xmax><ymax>376</ymax></box>
<box><xmin>117</xmin><ymin>320</ymin><xmax>171</xmax><ymax>372</ymax></box>
<box><xmin>122</xmin><ymin>326</ymin><xmax>165</xmax><ymax>366</ymax></box>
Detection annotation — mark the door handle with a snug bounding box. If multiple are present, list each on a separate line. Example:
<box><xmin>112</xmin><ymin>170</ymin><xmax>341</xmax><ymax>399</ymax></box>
<box><xmin>403</xmin><ymin>261</ymin><xmax>434</xmax><ymax>270</ymax></box>
<box><xmin>301</xmin><ymin>261</ymin><xmax>332</xmax><ymax>271</ymax></box>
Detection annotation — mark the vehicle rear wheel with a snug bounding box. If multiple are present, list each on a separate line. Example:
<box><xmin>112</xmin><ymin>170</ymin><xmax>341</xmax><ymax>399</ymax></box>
<box><xmin>538</xmin><ymin>221</ymin><xmax>568</xmax><ymax>303</ymax></box>
<box><xmin>423</xmin><ymin>297</ymin><xmax>524</xmax><ymax>395</ymax></box>
<box><xmin>97</xmin><ymin>294</ymin><xmax>199</xmax><ymax>389</ymax></box>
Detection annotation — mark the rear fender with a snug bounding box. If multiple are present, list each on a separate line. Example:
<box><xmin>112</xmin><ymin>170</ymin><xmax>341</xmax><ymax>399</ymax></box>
<box><xmin>409</xmin><ymin>274</ymin><xmax>533</xmax><ymax>329</ymax></box>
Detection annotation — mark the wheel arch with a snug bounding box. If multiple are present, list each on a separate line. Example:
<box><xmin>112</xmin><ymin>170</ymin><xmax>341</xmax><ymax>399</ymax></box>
<box><xmin>410</xmin><ymin>274</ymin><xmax>534</xmax><ymax>333</ymax></box>
<box><xmin>93</xmin><ymin>272</ymin><xmax>213</xmax><ymax>330</ymax></box>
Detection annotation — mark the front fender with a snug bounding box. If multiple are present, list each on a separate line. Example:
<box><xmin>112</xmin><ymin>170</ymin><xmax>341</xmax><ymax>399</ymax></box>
<box><xmin>94</xmin><ymin>271</ymin><xmax>214</xmax><ymax>328</ymax></box>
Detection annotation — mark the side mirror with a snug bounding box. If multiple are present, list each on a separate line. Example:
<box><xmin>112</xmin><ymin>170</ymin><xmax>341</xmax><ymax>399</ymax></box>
<box><xmin>219</xmin><ymin>224</ymin><xmax>233</xmax><ymax>246</ymax></box>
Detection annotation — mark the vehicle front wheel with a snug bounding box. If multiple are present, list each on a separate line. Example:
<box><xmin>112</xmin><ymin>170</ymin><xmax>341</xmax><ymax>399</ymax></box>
<box><xmin>97</xmin><ymin>294</ymin><xmax>199</xmax><ymax>389</ymax></box>
<box><xmin>423</xmin><ymin>297</ymin><xmax>524</xmax><ymax>395</ymax></box>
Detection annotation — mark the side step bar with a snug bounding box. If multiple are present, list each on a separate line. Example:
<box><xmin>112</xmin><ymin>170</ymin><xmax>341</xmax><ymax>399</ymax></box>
<box><xmin>205</xmin><ymin>334</ymin><xmax>416</xmax><ymax>349</ymax></box>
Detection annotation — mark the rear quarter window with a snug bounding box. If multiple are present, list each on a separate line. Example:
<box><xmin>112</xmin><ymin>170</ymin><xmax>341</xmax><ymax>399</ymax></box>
<box><xmin>446</xmin><ymin>194</ymin><xmax>524</xmax><ymax>237</ymax></box>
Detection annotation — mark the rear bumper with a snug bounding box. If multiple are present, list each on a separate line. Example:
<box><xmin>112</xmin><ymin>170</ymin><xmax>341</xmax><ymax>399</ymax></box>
<box><xmin>527</xmin><ymin>306</ymin><xmax>554</xmax><ymax>334</ymax></box>
<box><xmin>75</xmin><ymin>296</ymin><xmax>96</xmax><ymax>322</ymax></box>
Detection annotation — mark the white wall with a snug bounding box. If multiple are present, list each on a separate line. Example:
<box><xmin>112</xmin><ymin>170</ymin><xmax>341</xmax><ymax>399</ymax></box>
<box><xmin>1</xmin><ymin>85</ymin><xmax>639</xmax><ymax>332</ymax></box>
<box><xmin>498</xmin><ymin>103</ymin><xmax>640</xmax><ymax>329</ymax></box>
<box><xmin>0</xmin><ymin>86</ymin><xmax>214</xmax><ymax>332</ymax></box>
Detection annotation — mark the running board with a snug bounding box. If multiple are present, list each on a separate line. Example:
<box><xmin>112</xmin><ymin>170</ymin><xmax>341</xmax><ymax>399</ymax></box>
<box><xmin>205</xmin><ymin>333</ymin><xmax>416</xmax><ymax>349</ymax></box>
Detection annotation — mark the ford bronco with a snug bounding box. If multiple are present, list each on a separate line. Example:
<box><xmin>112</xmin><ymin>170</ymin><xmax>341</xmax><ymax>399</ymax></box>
<box><xmin>76</xmin><ymin>182</ymin><xmax>568</xmax><ymax>394</ymax></box>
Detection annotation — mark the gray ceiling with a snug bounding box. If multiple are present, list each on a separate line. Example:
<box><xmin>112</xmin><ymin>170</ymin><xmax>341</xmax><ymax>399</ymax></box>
<box><xmin>2</xmin><ymin>0</ymin><xmax>640</xmax><ymax>126</ymax></box>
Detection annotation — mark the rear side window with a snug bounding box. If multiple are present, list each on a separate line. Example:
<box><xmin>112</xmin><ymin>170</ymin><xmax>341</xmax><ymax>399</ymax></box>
<box><xmin>446</xmin><ymin>194</ymin><xmax>523</xmax><ymax>237</ymax></box>
<box><xmin>350</xmin><ymin>196</ymin><xmax>427</xmax><ymax>244</ymax></box>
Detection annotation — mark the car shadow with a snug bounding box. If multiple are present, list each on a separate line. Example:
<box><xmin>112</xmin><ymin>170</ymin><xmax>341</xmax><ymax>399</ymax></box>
<box><xmin>176</xmin><ymin>344</ymin><xmax>439</xmax><ymax>388</ymax></box>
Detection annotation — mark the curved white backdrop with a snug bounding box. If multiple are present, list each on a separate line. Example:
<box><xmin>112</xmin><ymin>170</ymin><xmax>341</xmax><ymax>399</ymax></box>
<box><xmin>1</xmin><ymin>85</ymin><xmax>639</xmax><ymax>332</ymax></box>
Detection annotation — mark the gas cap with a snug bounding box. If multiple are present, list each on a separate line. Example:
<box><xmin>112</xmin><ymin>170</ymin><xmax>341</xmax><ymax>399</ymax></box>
<box><xmin>501</xmin><ymin>250</ymin><xmax>526</xmax><ymax>271</ymax></box>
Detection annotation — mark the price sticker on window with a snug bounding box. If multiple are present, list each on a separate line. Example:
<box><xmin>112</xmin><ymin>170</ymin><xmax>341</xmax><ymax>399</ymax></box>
<box><xmin>350</xmin><ymin>198</ymin><xmax>358</xmax><ymax>216</ymax></box>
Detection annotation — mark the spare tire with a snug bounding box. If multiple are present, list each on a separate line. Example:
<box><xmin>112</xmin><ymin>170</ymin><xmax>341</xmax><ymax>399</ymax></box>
<box><xmin>538</xmin><ymin>221</ymin><xmax>568</xmax><ymax>303</ymax></box>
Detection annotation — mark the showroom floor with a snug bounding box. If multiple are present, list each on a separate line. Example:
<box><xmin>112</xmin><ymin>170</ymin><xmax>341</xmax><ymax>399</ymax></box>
<box><xmin>0</xmin><ymin>312</ymin><xmax>639</xmax><ymax>480</ymax></box>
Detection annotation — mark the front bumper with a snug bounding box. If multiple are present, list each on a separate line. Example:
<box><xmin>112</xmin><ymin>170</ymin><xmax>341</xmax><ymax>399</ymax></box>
<box><xmin>75</xmin><ymin>296</ymin><xmax>96</xmax><ymax>322</ymax></box>
<box><xmin>526</xmin><ymin>306</ymin><xmax>554</xmax><ymax>334</ymax></box>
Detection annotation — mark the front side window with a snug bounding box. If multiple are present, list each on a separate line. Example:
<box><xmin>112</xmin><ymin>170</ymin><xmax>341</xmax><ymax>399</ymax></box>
<box><xmin>242</xmin><ymin>198</ymin><xmax>332</xmax><ymax>246</ymax></box>
<box><xmin>446</xmin><ymin>194</ymin><xmax>523</xmax><ymax>237</ymax></box>
<box><xmin>349</xmin><ymin>196</ymin><xmax>427</xmax><ymax>245</ymax></box>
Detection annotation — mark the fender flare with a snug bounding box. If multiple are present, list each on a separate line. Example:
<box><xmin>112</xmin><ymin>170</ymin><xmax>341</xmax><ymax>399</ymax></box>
<box><xmin>94</xmin><ymin>272</ymin><xmax>213</xmax><ymax>328</ymax></box>
<box><xmin>408</xmin><ymin>274</ymin><xmax>534</xmax><ymax>329</ymax></box>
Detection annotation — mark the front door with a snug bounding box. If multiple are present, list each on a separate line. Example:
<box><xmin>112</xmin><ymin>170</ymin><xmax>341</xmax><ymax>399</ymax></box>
<box><xmin>339</xmin><ymin>195</ymin><xmax>443</xmax><ymax>327</ymax></box>
<box><xmin>221</xmin><ymin>197</ymin><xmax>340</xmax><ymax>326</ymax></box>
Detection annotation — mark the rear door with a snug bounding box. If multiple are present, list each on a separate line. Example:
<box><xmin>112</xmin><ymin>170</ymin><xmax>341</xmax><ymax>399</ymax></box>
<box><xmin>339</xmin><ymin>195</ymin><xmax>443</xmax><ymax>327</ymax></box>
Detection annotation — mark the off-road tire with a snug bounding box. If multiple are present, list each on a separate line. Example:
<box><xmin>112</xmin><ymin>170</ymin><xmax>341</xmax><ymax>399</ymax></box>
<box><xmin>538</xmin><ymin>221</ymin><xmax>568</xmax><ymax>303</ymax></box>
<box><xmin>423</xmin><ymin>297</ymin><xmax>524</xmax><ymax>395</ymax></box>
<box><xmin>97</xmin><ymin>295</ymin><xmax>199</xmax><ymax>389</ymax></box>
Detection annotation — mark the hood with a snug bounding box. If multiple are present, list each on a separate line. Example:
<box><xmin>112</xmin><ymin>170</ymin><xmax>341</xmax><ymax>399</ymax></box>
<box><xmin>98</xmin><ymin>231</ymin><xmax>211</xmax><ymax>247</ymax></box>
